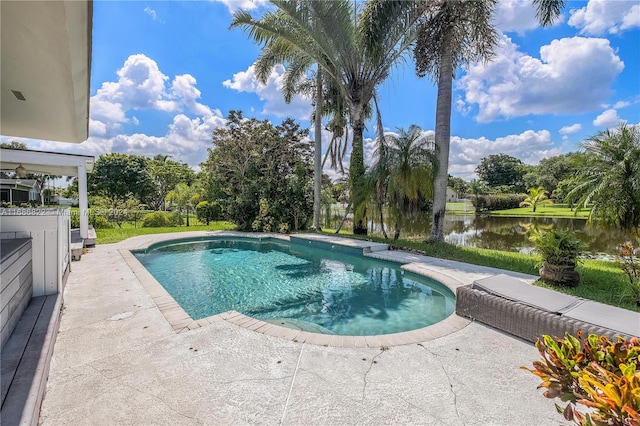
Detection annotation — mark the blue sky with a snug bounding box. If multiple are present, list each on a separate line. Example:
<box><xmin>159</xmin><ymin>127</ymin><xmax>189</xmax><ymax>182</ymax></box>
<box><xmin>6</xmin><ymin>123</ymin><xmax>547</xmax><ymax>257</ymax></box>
<box><xmin>4</xmin><ymin>0</ymin><xmax>640</xmax><ymax>180</ymax></box>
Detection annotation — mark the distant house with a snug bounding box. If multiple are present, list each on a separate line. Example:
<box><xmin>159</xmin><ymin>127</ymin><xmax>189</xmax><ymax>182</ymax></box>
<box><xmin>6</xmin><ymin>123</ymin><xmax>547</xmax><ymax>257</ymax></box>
<box><xmin>446</xmin><ymin>186</ymin><xmax>460</xmax><ymax>203</ymax></box>
<box><xmin>0</xmin><ymin>179</ymin><xmax>42</xmax><ymax>205</ymax></box>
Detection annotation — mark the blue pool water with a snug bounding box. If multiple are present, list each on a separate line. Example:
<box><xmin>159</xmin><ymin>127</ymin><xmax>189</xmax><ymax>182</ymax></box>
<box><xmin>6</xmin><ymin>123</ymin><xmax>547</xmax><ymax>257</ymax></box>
<box><xmin>134</xmin><ymin>237</ymin><xmax>455</xmax><ymax>336</ymax></box>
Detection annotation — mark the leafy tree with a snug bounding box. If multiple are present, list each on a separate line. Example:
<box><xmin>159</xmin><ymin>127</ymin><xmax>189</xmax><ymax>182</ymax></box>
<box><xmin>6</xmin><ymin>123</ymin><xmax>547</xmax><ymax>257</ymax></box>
<box><xmin>196</xmin><ymin>201</ymin><xmax>223</xmax><ymax>225</ymax></box>
<box><xmin>146</xmin><ymin>155</ymin><xmax>195</xmax><ymax>210</ymax></box>
<box><xmin>202</xmin><ymin>111</ymin><xmax>313</xmax><ymax>231</ymax></box>
<box><xmin>448</xmin><ymin>175</ymin><xmax>470</xmax><ymax>197</ymax></box>
<box><xmin>476</xmin><ymin>154</ymin><xmax>525</xmax><ymax>191</ymax></box>
<box><xmin>89</xmin><ymin>153</ymin><xmax>154</xmax><ymax>203</ymax></box>
<box><xmin>520</xmin><ymin>186</ymin><xmax>553</xmax><ymax>212</ymax></box>
<box><xmin>328</xmin><ymin>175</ymin><xmax>350</xmax><ymax>204</ymax></box>
<box><xmin>63</xmin><ymin>178</ymin><xmax>79</xmax><ymax>199</ymax></box>
<box><xmin>568</xmin><ymin>123</ymin><xmax>640</xmax><ymax>236</ymax></box>
<box><xmin>166</xmin><ymin>183</ymin><xmax>200</xmax><ymax>227</ymax></box>
<box><xmin>91</xmin><ymin>196</ymin><xmax>141</xmax><ymax>229</ymax></box>
<box><xmin>362</xmin><ymin>0</ymin><xmax>564</xmax><ymax>241</ymax></box>
<box><xmin>0</xmin><ymin>141</ymin><xmax>27</xmax><ymax>149</ymax></box>
<box><xmin>470</xmin><ymin>179</ymin><xmax>490</xmax><ymax>213</ymax></box>
<box><xmin>523</xmin><ymin>153</ymin><xmax>583</xmax><ymax>196</ymax></box>
<box><xmin>232</xmin><ymin>0</ymin><xmax>417</xmax><ymax>234</ymax></box>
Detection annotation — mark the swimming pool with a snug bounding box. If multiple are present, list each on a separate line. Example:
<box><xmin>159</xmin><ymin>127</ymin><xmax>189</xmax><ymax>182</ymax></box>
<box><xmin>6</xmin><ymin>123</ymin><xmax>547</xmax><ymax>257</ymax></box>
<box><xmin>133</xmin><ymin>236</ymin><xmax>455</xmax><ymax>336</ymax></box>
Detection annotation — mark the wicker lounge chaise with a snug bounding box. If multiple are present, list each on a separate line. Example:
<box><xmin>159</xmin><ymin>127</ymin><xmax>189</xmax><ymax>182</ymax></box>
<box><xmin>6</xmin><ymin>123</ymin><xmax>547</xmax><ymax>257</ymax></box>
<box><xmin>456</xmin><ymin>274</ymin><xmax>640</xmax><ymax>342</ymax></box>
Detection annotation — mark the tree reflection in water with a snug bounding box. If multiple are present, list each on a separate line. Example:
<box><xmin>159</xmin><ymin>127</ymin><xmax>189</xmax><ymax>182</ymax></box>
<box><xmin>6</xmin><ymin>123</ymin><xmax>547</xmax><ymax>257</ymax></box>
<box><xmin>357</xmin><ymin>215</ymin><xmax>628</xmax><ymax>256</ymax></box>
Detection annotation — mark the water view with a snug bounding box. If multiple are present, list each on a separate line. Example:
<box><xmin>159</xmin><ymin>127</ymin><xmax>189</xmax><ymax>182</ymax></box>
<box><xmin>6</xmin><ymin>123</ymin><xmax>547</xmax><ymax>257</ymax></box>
<box><xmin>324</xmin><ymin>211</ymin><xmax>630</xmax><ymax>257</ymax></box>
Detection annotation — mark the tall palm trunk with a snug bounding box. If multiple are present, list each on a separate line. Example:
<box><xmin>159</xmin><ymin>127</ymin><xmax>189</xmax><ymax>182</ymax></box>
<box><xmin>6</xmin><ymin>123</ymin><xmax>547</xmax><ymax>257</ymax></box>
<box><xmin>312</xmin><ymin>68</ymin><xmax>323</xmax><ymax>230</ymax></box>
<box><xmin>336</xmin><ymin>201</ymin><xmax>351</xmax><ymax>233</ymax></box>
<box><xmin>378</xmin><ymin>201</ymin><xmax>388</xmax><ymax>239</ymax></box>
<box><xmin>429</xmin><ymin>40</ymin><xmax>453</xmax><ymax>242</ymax></box>
<box><xmin>394</xmin><ymin>222</ymin><xmax>401</xmax><ymax>240</ymax></box>
<box><xmin>350</xmin><ymin>116</ymin><xmax>367</xmax><ymax>234</ymax></box>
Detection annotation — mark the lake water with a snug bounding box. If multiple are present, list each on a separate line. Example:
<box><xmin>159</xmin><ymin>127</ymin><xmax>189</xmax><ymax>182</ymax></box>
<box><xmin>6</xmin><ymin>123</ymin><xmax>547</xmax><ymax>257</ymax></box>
<box><xmin>324</xmin><ymin>211</ymin><xmax>630</xmax><ymax>257</ymax></box>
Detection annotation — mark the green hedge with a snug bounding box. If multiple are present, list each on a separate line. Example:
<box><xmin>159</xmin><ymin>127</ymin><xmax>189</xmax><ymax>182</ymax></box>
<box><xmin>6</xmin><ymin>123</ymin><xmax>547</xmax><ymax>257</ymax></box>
<box><xmin>472</xmin><ymin>194</ymin><xmax>527</xmax><ymax>212</ymax></box>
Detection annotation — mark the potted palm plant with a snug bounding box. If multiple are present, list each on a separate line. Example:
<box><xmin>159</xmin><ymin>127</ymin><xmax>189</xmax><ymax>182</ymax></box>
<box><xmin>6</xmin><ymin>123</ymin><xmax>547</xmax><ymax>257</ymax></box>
<box><xmin>530</xmin><ymin>229</ymin><xmax>583</xmax><ymax>287</ymax></box>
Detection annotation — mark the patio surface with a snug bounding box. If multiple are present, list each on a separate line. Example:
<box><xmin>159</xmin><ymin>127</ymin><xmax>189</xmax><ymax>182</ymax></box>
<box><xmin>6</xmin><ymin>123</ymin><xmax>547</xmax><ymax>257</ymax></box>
<box><xmin>39</xmin><ymin>232</ymin><xmax>564</xmax><ymax>425</ymax></box>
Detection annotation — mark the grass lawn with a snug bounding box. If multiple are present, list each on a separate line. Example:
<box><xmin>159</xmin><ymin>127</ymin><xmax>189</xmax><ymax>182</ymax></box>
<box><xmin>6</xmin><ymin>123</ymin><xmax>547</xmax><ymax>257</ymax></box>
<box><xmin>95</xmin><ymin>221</ymin><xmax>236</xmax><ymax>244</ymax></box>
<box><xmin>319</xmin><ymin>229</ymin><xmax>639</xmax><ymax>312</ymax></box>
<box><xmin>445</xmin><ymin>202</ymin><xmax>474</xmax><ymax>214</ymax></box>
<box><xmin>490</xmin><ymin>205</ymin><xmax>591</xmax><ymax>219</ymax></box>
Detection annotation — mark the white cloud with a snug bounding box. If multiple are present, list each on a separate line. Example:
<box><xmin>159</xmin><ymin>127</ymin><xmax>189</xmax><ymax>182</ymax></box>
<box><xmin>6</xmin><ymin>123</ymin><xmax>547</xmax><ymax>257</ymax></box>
<box><xmin>494</xmin><ymin>0</ymin><xmax>543</xmax><ymax>34</ymax></box>
<box><xmin>10</xmin><ymin>54</ymin><xmax>227</xmax><ymax>168</ymax></box>
<box><xmin>171</xmin><ymin>74</ymin><xmax>217</xmax><ymax>117</ymax></box>
<box><xmin>568</xmin><ymin>0</ymin><xmax>640</xmax><ymax>35</ymax></box>
<box><xmin>106</xmin><ymin>113</ymin><xmax>225</xmax><ymax>166</ymax></box>
<box><xmin>144</xmin><ymin>7</ymin><xmax>158</xmax><ymax>21</ymax></box>
<box><xmin>13</xmin><ymin>109</ymin><xmax>227</xmax><ymax>169</ymax></box>
<box><xmin>622</xmin><ymin>4</ymin><xmax>640</xmax><ymax>30</ymax></box>
<box><xmin>593</xmin><ymin>108</ymin><xmax>621</xmax><ymax>127</ymax></box>
<box><xmin>613</xmin><ymin>100</ymin><xmax>631</xmax><ymax>109</ymax></box>
<box><xmin>90</xmin><ymin>92</ymin><xmax>126</xmax><ymax>124</ymax></box>
<box><xmin>458</xmin><ymin>35</ymin><xmax>624</xmax><ymax>122</ymax></box>
<box><xmin>448</xmin><ymin>130</ymin><xmax>562</xmax><ymax>180</ymax></box>
<box><xmin>559</xmin><ymin>123</ymin><xmax>582</xmax><ymax>135</ymax></box>
<box><xmin>89</xmin><ymin>119</ymin><xmax>107</xmax><ymax>136</ymax></box>
<box><xmin>91</xmin><ymin>54</ymin><xmax>178</xmax><ymax>127</ymax></box>
<box><xmin>115</xmin><ymin>55</ymin><xmax>174</xmax><ymax>110</ymax></box>
<box><xmin>223</xmin><ymin>63</ymin><xmax>312</xmax><ymax>120</ymax></box>
<box><xmin>212</xmin><ymin>0</ymin><xmax>269</xmax><ymax>14</ymax></box>
<box><xmin>455</xmin><ymin>96</ymin><xmax>472</xmax><ymax>115</ymax></box>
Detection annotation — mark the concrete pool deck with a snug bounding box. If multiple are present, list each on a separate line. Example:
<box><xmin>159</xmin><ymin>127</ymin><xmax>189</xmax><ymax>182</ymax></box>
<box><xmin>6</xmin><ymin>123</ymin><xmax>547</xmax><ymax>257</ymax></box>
<box><xmin>39</xmin><ymin>231</ymin><xmax>565</xmax><ymax>425</ymax></box>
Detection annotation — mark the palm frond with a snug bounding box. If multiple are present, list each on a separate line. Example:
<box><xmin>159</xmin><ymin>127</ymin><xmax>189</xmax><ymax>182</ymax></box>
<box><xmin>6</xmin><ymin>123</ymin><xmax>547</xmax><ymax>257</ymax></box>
<box><xmin>532</xmin><ymin>0</ymin><xmax>566</xmax><ymax>27</ymax></box>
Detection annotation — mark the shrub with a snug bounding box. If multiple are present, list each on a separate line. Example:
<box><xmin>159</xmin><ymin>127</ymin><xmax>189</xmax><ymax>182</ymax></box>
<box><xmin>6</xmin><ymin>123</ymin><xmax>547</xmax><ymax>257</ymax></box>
<box><xmin>142</xmin><ymin>211</ymin><xmax>169</xmax><ymax>228</ymax></box>
<box><xmin>91</xmin><ymin>215</ymin><xmax>112</xmax><ymax>229</ymax></box>
<box><xmin>196</xmin><ymin>201</ymin><xmax>223</xmax><ymax>225</ymax></box>
<box><xmin>70</xmin><ymin>211</ymin><xmax>80</xmax><ymax>228</ymax></box>
<box><xmin>71</xmin><ymin>211</ymin><xmax>112</xmax><ymax>229</ymax></box>
<box><xmin>278</xmin><ymin>223</ymin><xmax>290</xmax><ymax>234</ymax></box>
<box><xmin>252</xmin><ymin>199</ymin><xmax>275</xmax><ymax>232</ymax></box>
<box><xmin>530</xmin><ymin>229</ymin><xmax>584</xmax><ymax>267</ymax></box>
<box><xmin>530</xmin><ymin>229</ymin><xmax>584</xmax><ymax>286</ymax></box>
<box><xmin>167</xmin><ymin>212</ymin><xmax>183</xmax><ymax>226</ymax></box>
<box><xmin>472</xmin><ymin>194</ymin><xmax>527</xmax><ymax>212</ymax></box>
<box><xmin>522</xmin><ymin>332</ymin><xmax>640</xmax><ymax>425</ymax></box>
<box><xmin>618</xmin><ymin>242</ymin><xmax>640</xmax><ymax>306</ymax></box>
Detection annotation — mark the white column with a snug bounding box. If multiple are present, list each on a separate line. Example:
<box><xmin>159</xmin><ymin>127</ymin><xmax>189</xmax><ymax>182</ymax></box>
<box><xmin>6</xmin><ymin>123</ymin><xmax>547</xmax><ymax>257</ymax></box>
<box><xmin>77</xmin><ymin>164</ymin><xmax>88</xmax><ymax>239</ymax></box>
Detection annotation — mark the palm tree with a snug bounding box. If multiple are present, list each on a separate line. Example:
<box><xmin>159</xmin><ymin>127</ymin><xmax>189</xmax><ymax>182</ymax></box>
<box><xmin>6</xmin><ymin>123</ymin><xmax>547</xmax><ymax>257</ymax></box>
<box><xmin>520</xmin><ymin>186</ymin><xmax>553</xmax><ymax>212</ymax></box>
<box><xmin>567</xmin><ymin>123</ymin><xmax>640</xmax><ymax>236</ymax></box>
<box><xmin>368</xmin><ymin>125</ymin><xmax>436</xmax><ymax>240</ymax></box>
<box><xmin>363</xmin><ymin>0</ymin><xmax>565</xmax><ymax>241</ymax></box>
<box><xmin>295</xmin><ymin>70</ymin><xmax>352</xmax><ymax>223</ymax></box>
<box><xmin>231</xmin><ymin>0</ymin><xmax>416</xmax><ymax>234</ymax></box>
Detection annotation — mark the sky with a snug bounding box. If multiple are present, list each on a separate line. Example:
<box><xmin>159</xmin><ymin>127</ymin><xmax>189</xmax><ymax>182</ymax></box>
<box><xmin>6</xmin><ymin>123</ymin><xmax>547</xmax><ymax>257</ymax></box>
<box><xmin>2</xmin><ymin>0</ymin><xmax>640</xmax><ymax>181</ymax></box>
